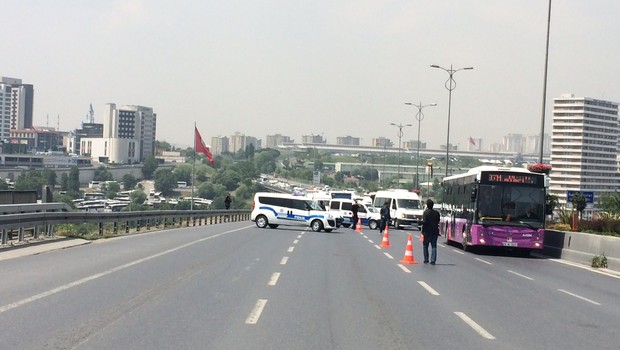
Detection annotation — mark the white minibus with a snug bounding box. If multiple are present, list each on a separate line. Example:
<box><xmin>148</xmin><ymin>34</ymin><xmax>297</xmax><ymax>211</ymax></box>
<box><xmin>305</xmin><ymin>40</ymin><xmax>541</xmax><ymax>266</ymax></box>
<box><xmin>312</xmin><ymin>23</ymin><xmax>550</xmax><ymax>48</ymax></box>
<box><xmin>373</xmin><ymin>189</ymin><xmax>424</xmax><ymax>229</ymax></box>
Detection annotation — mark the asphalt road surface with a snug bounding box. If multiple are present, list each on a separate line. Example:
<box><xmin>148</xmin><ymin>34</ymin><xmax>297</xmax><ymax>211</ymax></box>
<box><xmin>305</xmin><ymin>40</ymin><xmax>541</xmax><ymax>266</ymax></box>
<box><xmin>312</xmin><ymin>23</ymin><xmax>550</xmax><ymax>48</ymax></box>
<box><xmin>1</xmin><ymin>222</ymin><xmax>619</xmax><ymax>349</ymax></box>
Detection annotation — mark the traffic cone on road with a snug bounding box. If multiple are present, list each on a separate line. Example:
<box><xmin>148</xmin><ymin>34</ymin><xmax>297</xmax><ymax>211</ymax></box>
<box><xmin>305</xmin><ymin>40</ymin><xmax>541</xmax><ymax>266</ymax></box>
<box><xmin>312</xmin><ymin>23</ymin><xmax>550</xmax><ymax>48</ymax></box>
<box><xmin>355</xmin><ymin>218</ymin><xmax>363</xmax><ymax>233</ymax></box>
<box><xmin>380</xmin><ymin>226</ymin><xmax>391</xmax><ymax>248</ymax></box>
<box><xmin>400</xmin><ymin>233</ymin><xmax>418</xmax><ymax>264</ymax></box>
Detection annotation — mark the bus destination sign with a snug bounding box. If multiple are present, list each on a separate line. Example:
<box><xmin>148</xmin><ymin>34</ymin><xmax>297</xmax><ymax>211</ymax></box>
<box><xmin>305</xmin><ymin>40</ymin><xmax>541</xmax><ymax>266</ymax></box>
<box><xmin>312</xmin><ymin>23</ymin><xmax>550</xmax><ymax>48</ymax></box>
<box><xmin>483</xmin><ymin>172</ymin><xmax>541</xmax><ymax>185</ymax></box>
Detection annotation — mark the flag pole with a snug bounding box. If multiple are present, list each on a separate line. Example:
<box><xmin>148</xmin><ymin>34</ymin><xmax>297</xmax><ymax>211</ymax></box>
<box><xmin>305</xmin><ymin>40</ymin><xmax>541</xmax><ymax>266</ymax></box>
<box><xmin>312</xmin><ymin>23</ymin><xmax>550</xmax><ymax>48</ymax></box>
<box><xmin>191</xmin><ymin>122</ymin><xmax>196</xmax><ymax>211</ymax></box>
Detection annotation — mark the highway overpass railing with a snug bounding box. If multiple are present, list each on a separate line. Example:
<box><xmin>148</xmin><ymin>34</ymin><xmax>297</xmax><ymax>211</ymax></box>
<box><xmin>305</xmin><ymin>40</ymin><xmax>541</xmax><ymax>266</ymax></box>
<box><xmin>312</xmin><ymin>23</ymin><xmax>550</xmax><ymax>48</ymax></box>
<box><xmin>0</xmin><ymin>206</ymin><xmax>251</xmax><ymax>245</ymax></box>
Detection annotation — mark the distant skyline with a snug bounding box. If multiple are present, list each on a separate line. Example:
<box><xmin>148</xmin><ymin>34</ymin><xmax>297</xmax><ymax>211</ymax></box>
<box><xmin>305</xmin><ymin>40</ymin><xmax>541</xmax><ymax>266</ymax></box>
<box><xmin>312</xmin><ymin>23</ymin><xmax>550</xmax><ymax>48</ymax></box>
<box><xmin>2</xmin><ymin>1</ymin><xmax>619</xmax><ymax>149</ymax></box>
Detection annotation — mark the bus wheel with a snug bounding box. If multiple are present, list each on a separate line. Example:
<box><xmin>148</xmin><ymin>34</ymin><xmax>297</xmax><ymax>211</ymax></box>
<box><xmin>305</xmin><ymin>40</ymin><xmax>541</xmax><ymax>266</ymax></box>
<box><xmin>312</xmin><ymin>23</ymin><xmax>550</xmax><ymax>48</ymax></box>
<box><xmin>255</xmin><ymin>215</ymin><xmax>268</xmax><ymax>228</ymax></box>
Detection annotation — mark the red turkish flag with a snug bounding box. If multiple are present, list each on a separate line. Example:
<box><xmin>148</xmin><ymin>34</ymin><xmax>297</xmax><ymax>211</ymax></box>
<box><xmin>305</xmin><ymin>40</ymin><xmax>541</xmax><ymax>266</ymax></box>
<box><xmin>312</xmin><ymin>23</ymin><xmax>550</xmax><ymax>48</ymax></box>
<box><xmin>195</xmin><ymin>127</ymin><xmax>214</xmax><ymax>168</ymax></box>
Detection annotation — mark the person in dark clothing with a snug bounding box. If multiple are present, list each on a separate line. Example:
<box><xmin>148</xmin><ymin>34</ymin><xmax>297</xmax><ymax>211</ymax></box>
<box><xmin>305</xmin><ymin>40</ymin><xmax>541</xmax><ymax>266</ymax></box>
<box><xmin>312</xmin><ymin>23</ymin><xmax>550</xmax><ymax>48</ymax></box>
<box><xmin>421</xmin><ymin>199</ymin><xmax>441</xmax><ymax>265</ymax></box>
<box><xmin>351</xmin><ymin>200</ymin><xmax>360</xmax><ymax>229</ymax></box>
<box><xmin>379</xmin><ymin>201</ymin><xmax>391</xmax><ymax>234</ymax></box>
<box><xmin>224</xmin><ymin>193</ymin><xmax>232</xmax><ymax>209</ymax></box>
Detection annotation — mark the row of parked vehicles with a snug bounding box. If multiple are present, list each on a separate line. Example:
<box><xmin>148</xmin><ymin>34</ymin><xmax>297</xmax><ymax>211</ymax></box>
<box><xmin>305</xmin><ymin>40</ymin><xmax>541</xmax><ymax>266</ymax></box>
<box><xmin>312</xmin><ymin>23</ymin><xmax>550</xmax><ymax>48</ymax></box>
<box><xmin>251</xmin><ymin>189</ymin><xmax>425</xmax><ymax>233</ymax></box>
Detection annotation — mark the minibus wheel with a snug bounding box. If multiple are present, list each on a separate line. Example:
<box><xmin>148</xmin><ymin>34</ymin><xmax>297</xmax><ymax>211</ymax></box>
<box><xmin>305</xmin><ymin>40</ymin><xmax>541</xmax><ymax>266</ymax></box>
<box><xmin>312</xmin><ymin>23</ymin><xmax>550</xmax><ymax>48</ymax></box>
<box><xmin>311</xmin><ymin>220</ymin><xmax>324</xmax><ymax>232</ymax></box>
<box><xmin>255</xmin><ymin>215</ymin><xmax>268</xmax><ymax>228</ymax></box>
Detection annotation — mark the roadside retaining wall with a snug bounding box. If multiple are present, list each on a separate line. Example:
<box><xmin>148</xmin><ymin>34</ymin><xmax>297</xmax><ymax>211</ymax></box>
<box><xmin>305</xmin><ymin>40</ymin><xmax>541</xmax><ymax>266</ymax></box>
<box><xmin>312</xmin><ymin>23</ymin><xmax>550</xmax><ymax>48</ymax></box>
<box><xmin>543</xmin><ymin>230</ymin><xmax>620</xmax><ymax>272</ymax></box>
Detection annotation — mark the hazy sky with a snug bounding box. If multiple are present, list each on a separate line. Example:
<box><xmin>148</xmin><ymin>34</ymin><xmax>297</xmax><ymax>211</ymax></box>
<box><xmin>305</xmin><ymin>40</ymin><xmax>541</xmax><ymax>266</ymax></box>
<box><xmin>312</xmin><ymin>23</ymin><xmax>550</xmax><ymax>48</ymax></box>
<box><xmin>3</xmin><ymin>0</ymin><xmax>619</xmax><ymax>149</ymax></box>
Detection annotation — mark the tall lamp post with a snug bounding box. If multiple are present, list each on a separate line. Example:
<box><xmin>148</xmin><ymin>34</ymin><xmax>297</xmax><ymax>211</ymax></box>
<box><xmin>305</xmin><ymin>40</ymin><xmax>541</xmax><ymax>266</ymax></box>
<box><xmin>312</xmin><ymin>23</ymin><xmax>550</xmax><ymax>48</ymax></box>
<box><xmin>430</xmin><ymin>64</ymin><xmax>473</xmax><ymax>180</ymax></box>
<box><xmin>390</xmin><ymin>122</ymin><xmax>411</xmax><ymax>188</ymax></box>
<box><xmin>539</xmin><ymin>0</ymin><xmax>552</xmax><ymax>164</ymax></box>
<box><xmin>405</xmin><ymin>101</ymin><xmax>437</xmax><ymax>191</ymax></box>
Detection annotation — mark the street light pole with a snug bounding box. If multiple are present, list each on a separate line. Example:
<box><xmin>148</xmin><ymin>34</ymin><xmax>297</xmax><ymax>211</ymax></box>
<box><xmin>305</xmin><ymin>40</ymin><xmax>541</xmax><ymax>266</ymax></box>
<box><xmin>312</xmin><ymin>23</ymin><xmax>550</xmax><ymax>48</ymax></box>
<box><xmin>390</xmin><ymin>122</ymin><xmax>412</xmax><ymax>188</ymax></box>
<box><xmin>539</xmin><ymin>0</ymin><xmax>552</xmax><ymax>164</ymax></box>
<box><xmin>430</xmin><ymin>64</ymin><xmax>473</xmax><ymax>180</ymax></box>
<box><xmin>405</xmin><ymin>102</ymin><xmax>437</xmax><ymax>191</ymax></box>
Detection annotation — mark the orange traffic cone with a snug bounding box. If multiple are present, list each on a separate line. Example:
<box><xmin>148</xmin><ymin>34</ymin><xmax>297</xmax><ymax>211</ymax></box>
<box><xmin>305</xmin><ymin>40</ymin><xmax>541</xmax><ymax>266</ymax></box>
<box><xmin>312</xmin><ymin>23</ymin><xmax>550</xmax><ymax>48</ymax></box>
<box><xmin>380</xmin><ymin>227</ymin><xmax>391</xmax><ymax>248</ymax></box>
<box><xmin>355</xmin><ymin>218</ymin><xmax>363</xmax><ymax>233</ymax></box>
<box><xmin>400</xmin><ymin>233</ymin><xmax>418</xmax><ymax>264</ymax></box>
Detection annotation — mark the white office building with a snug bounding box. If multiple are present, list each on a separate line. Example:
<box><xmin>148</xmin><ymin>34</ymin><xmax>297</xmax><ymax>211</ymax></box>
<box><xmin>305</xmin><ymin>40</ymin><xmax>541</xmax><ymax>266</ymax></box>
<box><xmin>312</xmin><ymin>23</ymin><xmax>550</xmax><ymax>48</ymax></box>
<box><xmin>548</xmin><ymin>94</ymin><xmax>620</xmax><ymax>218</ymax></box>
<box><xmin>80</xmin><ymin>103</ymin><xmax>156</xmax><ymax>164</ymax></box>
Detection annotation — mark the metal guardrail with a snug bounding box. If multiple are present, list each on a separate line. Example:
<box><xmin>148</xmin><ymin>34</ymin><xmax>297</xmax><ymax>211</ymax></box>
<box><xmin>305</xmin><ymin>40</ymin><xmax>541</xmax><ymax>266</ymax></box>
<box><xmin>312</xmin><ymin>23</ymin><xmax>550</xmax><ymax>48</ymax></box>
<box><xmin>0</xmin><ymin>207</ymin><xmax>251</xmax><ymax>245</ymax></box>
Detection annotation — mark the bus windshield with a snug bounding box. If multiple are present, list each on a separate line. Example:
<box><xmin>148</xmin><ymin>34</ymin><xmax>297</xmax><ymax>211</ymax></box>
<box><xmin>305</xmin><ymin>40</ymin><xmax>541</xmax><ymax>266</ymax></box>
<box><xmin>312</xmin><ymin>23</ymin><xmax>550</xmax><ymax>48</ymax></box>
<box><xmin>477</xmin><ymin>184</ymin><xmax>545</xmax><ymax>228</ymax></box>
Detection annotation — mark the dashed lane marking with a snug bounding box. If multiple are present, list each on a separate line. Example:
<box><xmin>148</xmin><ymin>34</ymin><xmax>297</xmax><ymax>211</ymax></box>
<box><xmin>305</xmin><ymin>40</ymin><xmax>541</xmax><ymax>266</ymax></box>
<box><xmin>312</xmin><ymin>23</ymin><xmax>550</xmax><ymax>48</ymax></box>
<box><xmin>454</xmin><ymin>312</ymin><xmax>495</xmax><ymax>340</ymax></box>
<box><xmin>475</xmin><ymin>257</ymin><xmax>493</xmax><ymax>265</ymax></box>
<box><xmin>268</xmin><ymin>272</ymin><xmax>281</xmax><ymax>286</ymax></box>
<box><xmin>507</xmin><ymin>270</ymin><xmax>534</xmax><ymax>280</ymax></box>
<box><xmin>280</xmin><ymin>256</ymin><xmax>289</xmax><ymax>265</ymax></box>
<box><xmin>418</xmin><ymin>281</ymin><xmax>440</xmax><ymax>295</ymax></box>
<box><xmin>245</xmin><ymin>299</ymin><xmax>268</xmax><ymax>324</ymax></box>
<box><xmin>558</xmin><ymin>289</ymin><xmax>601</xmax><ymax>305</ymax></box>
<box><xmin>397</xmin><ymin>264</ymin><xmax>411</xmax><ymax>273</ymax></box>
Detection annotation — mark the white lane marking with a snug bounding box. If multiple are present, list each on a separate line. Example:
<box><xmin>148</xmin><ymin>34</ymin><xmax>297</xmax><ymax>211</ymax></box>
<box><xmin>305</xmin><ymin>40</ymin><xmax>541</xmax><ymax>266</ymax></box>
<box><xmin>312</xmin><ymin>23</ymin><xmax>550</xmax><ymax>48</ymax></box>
<box><xmin>287</xmin><ymin>246</ymin><xmax>295</xmax><ymax>253</ymax></box>
<box><xmin>280</xmin><ymin>256</ymin><xmax>289</xmax><ymax>265</ymax></box>
<box><xmin>452</xmin><ymin>249</ymin><xmax>465</xmax><ymax>255</ymax></box>
<box><xmin>245</xmin><ymin>299</ymin><xmax>268</xmax><ymax>324</ymax></box>
<box><xmin>297</xmin><ymin>235</ymin><xmax>302</xmax><ymax>239</ymax></box>
<box><xmin>546</xmin><ymin>258</ymin><xmax>620</xmax><ymax>279</ymax></box>
<box><xmin>0</xmin><ymin>226</ymin><xmax>248</xmax><ymax>314</ymax></box>
<box><xmin>374</xmin><ymin>245</ymin><xmax>382</xmax><ymax>250</ymax></box>
<box><xmin>268</xmin><ymin>272</ymin><xmax>281</xmax><ymax>286</ymax></box>
<box><xmin>454</xmin><ymin>312</ymin><xmax>496</xmax><ymax>340</ymax></box>
<box><xmin>383</xmin><ymin>253</ymin><xmax>394</xmax><ymax>260</ymax></box>
<box><xmin>368</xmin><ymin>239</ymin><xmax>374</xmax><ymax>244</ymax></box>
<box><xmin>507</xmin><ymin>270</ymin><xmax>534</xmax><ymax>280</ymax></box>
<box><xmin>293</xmin><ymin>239</ymin><xmax>299</xmax><ymax>244</ymax></box>
<box><xmin>475</xmin><ymin>258</ymin><xmax>493</xmax><ymax>265</ymax></box>
<box><xmin>418</xmin><ymin>281</ymin><xmax>440</xmax><ymax>296</ymax></box>
<box><xmin>558</xmin><ymin>289</ymin><xmax>601</xmax><ymax>305</ymax></box>
<box><xmin>397</xmin><ymin>264</ymin><xmax>411</xmax><ymax>273</ymax></box>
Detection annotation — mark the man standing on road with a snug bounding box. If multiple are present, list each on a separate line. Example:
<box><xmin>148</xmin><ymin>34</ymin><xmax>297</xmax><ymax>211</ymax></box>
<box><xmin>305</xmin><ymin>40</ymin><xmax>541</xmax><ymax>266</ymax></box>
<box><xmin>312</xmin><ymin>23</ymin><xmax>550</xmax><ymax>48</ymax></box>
<box><xmin>351</xmin><ymin>199</ymin><xmax>360</xmax><ymax>230</ymax></box>
<box><xmin>421</xmin><ymin>199</ymin><xmax>441</xmax><ymax>265</ymax></box>
<box><xmin>379</xmin><ymin>201</ymin><xmax>391</xmax><ymax>235</ymax></box>
<box><xmin>225</xmin><ymin>193</ymin><xmax>232</xmax><ymax>209</ymax></box>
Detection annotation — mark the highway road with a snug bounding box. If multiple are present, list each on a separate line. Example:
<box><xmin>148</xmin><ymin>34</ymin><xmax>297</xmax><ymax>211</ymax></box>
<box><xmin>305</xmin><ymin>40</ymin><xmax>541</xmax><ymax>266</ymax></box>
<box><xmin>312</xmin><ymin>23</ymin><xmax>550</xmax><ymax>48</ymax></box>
<box><xmin>1</xmin><ymin>222</ymin><xmax>619</xmax><ymax>349</ymax></box>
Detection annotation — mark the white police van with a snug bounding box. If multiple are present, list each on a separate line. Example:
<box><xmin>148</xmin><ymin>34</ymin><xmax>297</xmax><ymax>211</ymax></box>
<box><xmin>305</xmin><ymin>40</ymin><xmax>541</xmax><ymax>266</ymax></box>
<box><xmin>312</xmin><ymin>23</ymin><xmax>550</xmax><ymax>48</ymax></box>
<box><xmin>251</xmin><ymin>192</ymin><xmax>338</xmax><ymax>232</ymax></box>
<box><xmin>327</xmin><ymin>199</ymin><xmax>381</xmax><ymax>230</ymax></box>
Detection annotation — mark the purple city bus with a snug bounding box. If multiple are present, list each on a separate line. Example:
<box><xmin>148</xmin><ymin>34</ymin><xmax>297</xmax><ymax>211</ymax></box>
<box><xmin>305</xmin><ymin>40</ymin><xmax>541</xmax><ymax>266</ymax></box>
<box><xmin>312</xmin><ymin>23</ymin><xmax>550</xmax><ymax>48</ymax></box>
<box><xmin>440</xmin><ymin>166</ymin><xmax>547</xmax><ymax>256</ymax></box>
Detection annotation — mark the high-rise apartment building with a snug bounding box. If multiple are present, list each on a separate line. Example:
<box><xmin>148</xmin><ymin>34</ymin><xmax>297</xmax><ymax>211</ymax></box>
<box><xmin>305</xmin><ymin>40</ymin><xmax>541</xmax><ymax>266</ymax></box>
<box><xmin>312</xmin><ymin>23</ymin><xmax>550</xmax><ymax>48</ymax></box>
<box><xmin>266</xmin><ymin>134</ymin><xmax>293</xmax><ymax>149</ymax></box>
<box><xmin>336</xmin><ymin>136</ymin><xmax>360</xmax><ymax>146</ymax></box>
<box><xmin>0</xmin><ymin>77</ymin><xmax>34</xmax><ymax>140</ymax></box>
<box><xmin>302</xmin><ymin>134</ymin><xmax>326</xmax><ymax>144</ymax></box>
<box><xmin>548</xmin><ymin>94</ymin><xmax>620</xmax><ymax>218</ymax></box>
<box><xmin>211</xmin><ymin>136</ymin><xmax>229</xmax><ymax>155</ymax></box>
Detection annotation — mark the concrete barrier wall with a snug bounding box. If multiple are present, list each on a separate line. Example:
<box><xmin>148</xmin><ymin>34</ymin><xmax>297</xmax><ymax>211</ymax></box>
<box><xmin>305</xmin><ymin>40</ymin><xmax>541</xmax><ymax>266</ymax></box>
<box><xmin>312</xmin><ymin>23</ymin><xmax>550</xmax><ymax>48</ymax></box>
<box><xmin>543</xmin><ymin>230</ymin><xmax>620</xmax><ymax>272</ymax></box>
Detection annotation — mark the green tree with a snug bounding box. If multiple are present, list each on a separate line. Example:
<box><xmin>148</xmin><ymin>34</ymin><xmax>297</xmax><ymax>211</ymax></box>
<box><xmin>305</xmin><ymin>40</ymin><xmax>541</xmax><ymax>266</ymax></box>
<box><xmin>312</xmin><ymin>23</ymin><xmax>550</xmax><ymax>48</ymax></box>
<box><xmin>121</xmin><ymin>174</ymin><xmax>138</xmax><ymax>190</ymax></box>
<box><xmin>130</xmin><ymin>189</ymin><xmax>147</xmax><ymax>205</ymax></box>
<box><xmin>197</xmin><ymin>182</ymin><xmax>227</xmax><ymax>200</ymax></box>
<box><xmin>571</xmin><ymin>192</ymin><xmax>588</xmax><ymax>219</ymax></box>
<box><xmin>245</xmin><ymin>143</ymin><xmax>255</xmax><ymax>160</ymax></box>
<box><xmin>15</xmin><ymin>170</ymin><xmax>46</xmax><ymax>192</ymax></box>
<box><xmin>154</xmin><ymin>168</ymin><xmax>178</xmax><ymax>195</ymax></box>
<box><xmin>600</xmin><ymin>192</ymin><xmax>620</xmax><ymax>215</ymax></box>
<box><xmin>142</xmin><ymin>156</ymin><xmax>159</xmax><ymax>179</ymax></box>
<box><xmin>212</xmin><ymin>169</ymin><xmax>241</xmax><ymax>191</ymax></box>
<box><xmin>60</xmin><ymin>173</ymin><xmax>69</xmax><ymax>191</ymax></box>
<box><xmin>103</xmin><ymin>181</ymin><xmax>121</xmax><ymax>199</ymax></box>
<box><xmin>253</xmin><ymin>149</ymin><xmax>278</xmax><ymax>174</ymax></box>
<box><xmin>42</xmin><ymin>169</ymin><xmax>57</xmax><ymax>189</ymax></box>
<box><xmin>0</xmin><ymin>181</ymin><xmax>8</xmax><ymax>191</ymax></box>
<box><xmin>68</xmin><ymin>166</ymin><xmax>80</xmax><ymax>193</ymax></box>
<box><xmin>173</xmin><ymin>164</ymin><xmax>192</xmax><ymax>184</ymax></box>
<box><xmin>94</xmin><ymin>166</ymin><xmax>113</xmax><ymax>181</ymax></box>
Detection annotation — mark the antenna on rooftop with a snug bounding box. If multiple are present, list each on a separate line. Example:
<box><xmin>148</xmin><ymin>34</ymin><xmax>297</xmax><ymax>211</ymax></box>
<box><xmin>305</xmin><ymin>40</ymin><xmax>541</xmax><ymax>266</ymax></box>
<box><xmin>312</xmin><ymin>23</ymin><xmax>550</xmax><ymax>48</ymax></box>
<box><xmin>88</xmin><ymin>103</ymin><xmax>95</xmax><ymax>123</ymax></box>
